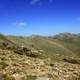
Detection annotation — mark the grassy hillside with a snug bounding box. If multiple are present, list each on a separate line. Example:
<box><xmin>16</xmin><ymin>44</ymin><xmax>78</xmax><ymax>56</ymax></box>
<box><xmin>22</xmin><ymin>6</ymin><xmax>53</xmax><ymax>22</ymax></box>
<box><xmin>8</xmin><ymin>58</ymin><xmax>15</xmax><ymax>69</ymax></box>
<box><xmin>51</xmin><ymin>33</ymin><xmax>80</xmax><ymax>57</ymax></box>
<box><xmin>7</xmin><ymin>33</ymin><xmax>80</xmax><ymax>61</ymax></box>
<box><xmin>0</xmin><ymin>33</ymin><xmax>80</xmax><ymax>60</ymax></box>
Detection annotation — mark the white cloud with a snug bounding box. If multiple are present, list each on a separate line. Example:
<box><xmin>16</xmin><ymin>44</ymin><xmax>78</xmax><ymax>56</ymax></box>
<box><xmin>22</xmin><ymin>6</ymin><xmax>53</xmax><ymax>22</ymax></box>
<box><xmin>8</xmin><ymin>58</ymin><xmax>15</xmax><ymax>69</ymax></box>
<box><xmin>15</xmin><ymin>22</ymin><xmax>27</xmax><ymax>27</ymax></box>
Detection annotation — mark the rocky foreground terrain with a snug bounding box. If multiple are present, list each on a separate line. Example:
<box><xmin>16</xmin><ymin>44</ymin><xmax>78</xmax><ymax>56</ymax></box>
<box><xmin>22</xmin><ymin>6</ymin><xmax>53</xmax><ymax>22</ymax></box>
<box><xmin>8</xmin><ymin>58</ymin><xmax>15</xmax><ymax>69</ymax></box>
<box><xmin>0</xmin><ymin>48</ymin><xmax>80</xmax><ymax>80</ymax></box>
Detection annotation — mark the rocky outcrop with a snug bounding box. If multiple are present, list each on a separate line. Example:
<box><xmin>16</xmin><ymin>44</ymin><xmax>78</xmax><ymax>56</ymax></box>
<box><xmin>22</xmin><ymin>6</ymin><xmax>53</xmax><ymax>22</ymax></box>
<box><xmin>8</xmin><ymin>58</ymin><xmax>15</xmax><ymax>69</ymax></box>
<box><xmin>63</xmin><ymin>58</ymin><xmax>80</xmax><ymax>64</ymax></box>
<box><xmin>0</xmin><ymin>41</ymin><xmax>40</xmax><ymax>58</ymax></box>
<box><xmin>14</xmin><ymin>46</ymin><xmax>39</xmax><ymax>58</ymax></box>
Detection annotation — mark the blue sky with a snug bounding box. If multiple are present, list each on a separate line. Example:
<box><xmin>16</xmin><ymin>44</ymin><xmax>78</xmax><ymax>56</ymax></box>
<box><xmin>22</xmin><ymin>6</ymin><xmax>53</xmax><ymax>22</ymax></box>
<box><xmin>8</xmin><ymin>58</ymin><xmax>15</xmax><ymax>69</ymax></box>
<box><xmin>0</xmin><ymin>0</ymin><xmax>80</xmax><ymax>36</ymax></box>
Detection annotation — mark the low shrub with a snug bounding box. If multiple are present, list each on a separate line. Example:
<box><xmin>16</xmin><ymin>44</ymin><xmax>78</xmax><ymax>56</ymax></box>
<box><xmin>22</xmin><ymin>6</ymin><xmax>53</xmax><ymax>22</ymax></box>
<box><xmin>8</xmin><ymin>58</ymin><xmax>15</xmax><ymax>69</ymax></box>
<box><xmin>23</xmin><ymin>75</ymin><xmax>37</xmax><ymax>80</ymax></box>
<box><xmin>0</xmin><ymin>62</ymin><xmax>8</xmax><ymax>69</ymax></box>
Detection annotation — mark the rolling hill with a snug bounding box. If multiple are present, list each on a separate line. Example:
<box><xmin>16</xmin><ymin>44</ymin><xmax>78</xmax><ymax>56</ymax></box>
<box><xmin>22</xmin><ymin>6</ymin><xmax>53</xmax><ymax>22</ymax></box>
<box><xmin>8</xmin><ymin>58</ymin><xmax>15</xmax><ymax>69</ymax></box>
<box><xmin>7</xmin><ymin>33</ymin><xmax>80</xmax><ymax>60</ymax></box>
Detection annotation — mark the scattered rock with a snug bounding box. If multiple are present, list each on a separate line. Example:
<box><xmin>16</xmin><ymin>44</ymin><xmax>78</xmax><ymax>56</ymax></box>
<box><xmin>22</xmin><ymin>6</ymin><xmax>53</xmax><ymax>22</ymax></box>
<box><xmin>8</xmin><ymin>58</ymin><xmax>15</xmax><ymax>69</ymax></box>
<box><xmin>14</xmin><ymin>46</ymin><xmax>40</xmax><ymax>58</ymax></box>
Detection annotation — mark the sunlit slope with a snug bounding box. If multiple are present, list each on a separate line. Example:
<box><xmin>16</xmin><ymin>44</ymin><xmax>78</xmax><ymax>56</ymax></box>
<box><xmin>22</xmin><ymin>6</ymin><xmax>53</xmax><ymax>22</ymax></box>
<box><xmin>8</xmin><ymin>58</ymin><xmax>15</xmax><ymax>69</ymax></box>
<box><xmin>0</xmin><ymin>34</ymin><xmax>16</xmax><ymax>47</ymax></box>
<box><xmin>50</xmin><ymin>33</ymin><xmax>80</xmax><ymax>57</ymax></box>
<box><xmin>52</xmin><ymin>38</ymin><xmax>80</xmax><ymax>57</ymax></box>
<box><xmin>7</xmin><ymin>35</ymin><xmax>79</xmax><ymax>60</ymax></box>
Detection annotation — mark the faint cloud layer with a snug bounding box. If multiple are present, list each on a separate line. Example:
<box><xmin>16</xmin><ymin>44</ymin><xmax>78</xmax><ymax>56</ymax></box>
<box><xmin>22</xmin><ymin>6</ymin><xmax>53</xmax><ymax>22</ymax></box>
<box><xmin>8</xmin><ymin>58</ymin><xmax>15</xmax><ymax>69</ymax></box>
<box><xmin>30</xmin><ymin>0</ymin><xmax>40</xmax><ymax>5</ymax></box>
<box><xmin>30</xmin><ymin>0</ymin><xmax>53</xmax><ymax>5</ymax></box>
<box><xmin>15</xmin><ymin>22</ymin><xmax>27</xmax><ymax>27</ymax></box>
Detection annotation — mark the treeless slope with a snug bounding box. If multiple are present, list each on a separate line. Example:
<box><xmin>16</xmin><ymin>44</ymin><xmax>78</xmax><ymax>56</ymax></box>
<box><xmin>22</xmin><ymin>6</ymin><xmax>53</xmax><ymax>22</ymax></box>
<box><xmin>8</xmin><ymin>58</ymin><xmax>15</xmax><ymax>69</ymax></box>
<box><xmin>7</xmin><ymin>35</ymin><xmax>80</xmax><ymax>60</ymax></box>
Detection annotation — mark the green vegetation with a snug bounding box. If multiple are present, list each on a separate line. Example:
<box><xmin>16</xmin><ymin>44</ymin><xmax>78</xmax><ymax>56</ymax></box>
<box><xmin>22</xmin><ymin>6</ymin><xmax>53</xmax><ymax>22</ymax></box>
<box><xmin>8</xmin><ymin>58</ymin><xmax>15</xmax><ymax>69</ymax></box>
<box><xmin>23</xmin><ymin>75</ymin><xmax>37</xmax><ymax>80</ymax></box>
<box><xmin>0</xmin><ymin>62</ymin><xmax>8</xmax><ymax>69</ymax></box>
<box><xmin>7</xmin><ymin>34</ymin><xmax>80</xmax><ymax>60</ymax></box>
<box><xmin>0</xmin><ymin>33</ymin><xmax>80</xmax><ymax>60</ymax></box>
<box><xmin>2</xmin><ymin>74</ymin><xmax>15</xmax><ymax>80</ymax></box>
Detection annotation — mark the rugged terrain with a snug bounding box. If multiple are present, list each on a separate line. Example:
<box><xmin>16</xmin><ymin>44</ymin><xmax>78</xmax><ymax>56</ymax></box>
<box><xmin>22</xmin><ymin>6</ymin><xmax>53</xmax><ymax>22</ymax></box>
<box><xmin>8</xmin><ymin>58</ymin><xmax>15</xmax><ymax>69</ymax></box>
<box><xmin>0</xmin><ymin>33</ymin><xmax>80</xmax><ymax>80</ymax></box>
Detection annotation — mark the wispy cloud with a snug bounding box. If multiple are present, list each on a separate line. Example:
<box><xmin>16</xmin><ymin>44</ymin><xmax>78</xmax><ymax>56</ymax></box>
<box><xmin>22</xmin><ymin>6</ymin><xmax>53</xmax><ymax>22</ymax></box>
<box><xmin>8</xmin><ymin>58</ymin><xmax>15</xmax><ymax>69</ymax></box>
<box><xmin>30</xmin><ymin>0</ymin><xmax>41</xmax><ymax>5</ymax></box>
<box><xmin>15</xmin><ymin>22</ymin><xmax>27</xmax><ymax>27</ymax></box>
<box><xmin>30</xmin><ymin>0</ymin><xmax>53</xmax><ymax>5</ymax></box>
